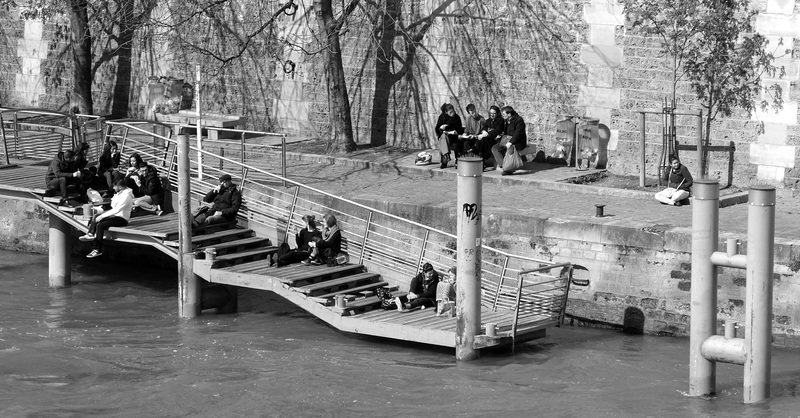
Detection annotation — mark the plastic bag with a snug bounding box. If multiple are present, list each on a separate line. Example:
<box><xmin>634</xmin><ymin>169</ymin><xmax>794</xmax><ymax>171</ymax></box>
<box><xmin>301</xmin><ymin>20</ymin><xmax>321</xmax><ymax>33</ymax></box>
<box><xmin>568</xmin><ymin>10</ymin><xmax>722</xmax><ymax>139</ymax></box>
<box><xmin>502</xmin><ymin>144</ymin><xmax>523</xmax><ymax>174</ymax></box>
<box><xmin>86</xmin><ymin>188</ymin><xmax>103</xmax><ymax>204</ymax></box>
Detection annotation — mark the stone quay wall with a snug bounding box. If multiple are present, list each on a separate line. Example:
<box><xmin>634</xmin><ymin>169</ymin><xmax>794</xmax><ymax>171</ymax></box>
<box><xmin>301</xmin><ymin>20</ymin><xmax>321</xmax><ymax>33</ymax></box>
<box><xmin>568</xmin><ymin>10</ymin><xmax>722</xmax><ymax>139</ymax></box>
<box><xmin>0</xmin><ymin>1</ymin><xmax>798</xmax><ymax>189</ymax></box>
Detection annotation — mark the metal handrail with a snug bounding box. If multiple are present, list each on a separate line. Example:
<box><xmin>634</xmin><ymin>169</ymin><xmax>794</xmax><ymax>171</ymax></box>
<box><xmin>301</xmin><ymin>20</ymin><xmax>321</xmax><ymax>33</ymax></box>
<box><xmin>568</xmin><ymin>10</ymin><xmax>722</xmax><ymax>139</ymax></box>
<box><xmin>511</xmin><ymin>263</ymin><xmax>573</xmax><ymax>346</ymax></box>
<box><xmin>105</xmin><ymin>120</ymin><xmax>558</xmax><ymax>291</ymax></box>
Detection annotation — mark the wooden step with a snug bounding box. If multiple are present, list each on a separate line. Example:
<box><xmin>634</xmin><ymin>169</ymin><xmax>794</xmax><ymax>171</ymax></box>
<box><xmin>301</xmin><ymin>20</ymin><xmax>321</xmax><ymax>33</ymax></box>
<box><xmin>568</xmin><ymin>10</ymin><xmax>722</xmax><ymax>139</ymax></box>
<box><xmin>165</xmin><ymin>228</ymin><xmax>253</xmax><ymax>249</ymax></box>
<box><xmin>315</xmin><ymin>281</ymin><xmax>389</xmax><ymax>300</ymax></box>
<box><xmin>211</xmin><ymin>246</ymin><xmax>277</xmax><ymax>267</ymax></box>
<box><xmin>295</xmin><ymin>272</ymin><xmax>381</xmax><ymax>296</ymax></box>
<box><xmin>277</xmin><ymin>264</ymin><xmax>365</xmax><ymax>287</ymax></box>
<box><xmin>335</xmin><ymin>293</ymin><xmax>409</xmax><ymax>316</ymax></box>
<box><xmin>164</xmin><ymin>220</ymin><xmax>237</xmax><ymax>240</ymax></box>
<box><xmin>196</xmin><ymin>236</ymin><xmax>271</xmax><ymax>255</ymax></box>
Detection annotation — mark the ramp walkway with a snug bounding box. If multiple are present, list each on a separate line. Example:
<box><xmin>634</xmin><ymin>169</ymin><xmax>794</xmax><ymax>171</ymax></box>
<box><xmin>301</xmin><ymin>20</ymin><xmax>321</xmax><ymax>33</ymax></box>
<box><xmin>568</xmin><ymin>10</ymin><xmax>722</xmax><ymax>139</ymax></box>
<box><xmin>0</xmin><ymin>110</ymin><xmax>573</xmax><ymax>352</ymax></box>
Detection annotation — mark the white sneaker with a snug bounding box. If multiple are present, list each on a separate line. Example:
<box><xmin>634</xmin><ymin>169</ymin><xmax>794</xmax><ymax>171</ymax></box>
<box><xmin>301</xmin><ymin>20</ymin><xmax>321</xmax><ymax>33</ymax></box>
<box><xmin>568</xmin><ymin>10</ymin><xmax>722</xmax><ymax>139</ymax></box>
<box><xmin>395</xmin><ymin>297</ymin><xmax>404</xmax><ymax>312</ymax></box>
<box><xmin>86</xmin><ymin>249</ymin><xmax>103</xmax><ymax>258</ymax></box>
<box><xmin>78</xmin><ymin>233</ymin><xmax>95</xmax><ymax>242</ymax></box>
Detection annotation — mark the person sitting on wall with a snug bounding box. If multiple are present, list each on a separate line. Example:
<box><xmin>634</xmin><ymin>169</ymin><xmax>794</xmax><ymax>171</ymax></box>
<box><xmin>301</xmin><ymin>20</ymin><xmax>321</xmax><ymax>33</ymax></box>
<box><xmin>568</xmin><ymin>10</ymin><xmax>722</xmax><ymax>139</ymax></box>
<box><xmin>276</xmin><ymin>214</ymin><xmax>322</xmax><ymax>267</ymax></box>
<box><xmin>44</xmin><ymin>150</ymin><xmax>84</xmax><ymax>205</ymax></box>
<box><xmin>393</xmin><ymin>262</ymin><xmax>440</xmax><ymax>312</ymax></box>
<box><xmin>655</xmin><ymin>156</ymin><xmax>693</xmax><ymax>206</ymax></box>
<box><xmin>192</xmin><ymin>173</ymin><xmax>241</xmax><ymax>228</ymax></box>
<box><xmin>474</xmin><ymin>105</ymin><xmax>504</xmax><ymax>166</ymax></box>
<box><xmin>490</xmin><ymin>105</ymin><xmax>527</xmax><ymax>172</ymax></box>
<box><xmin>125</xmin><ymin>153</ymin><xmax>165</xmax><ymax>216</ymax></box>
<box><xmin>78</xmin><ymin>179</ymin><xmax>134</xmax><ymax>259</ymax></box>
<box><xmin>435</xmin><ymin>103</ymin><xmax>464</xmax><ymax>169</ymax></box>
<box><xmin>303</xmin><ymin>213</ymin><xmax>342</xmax><ymax>266</ymax></box>
<box><xmin>460</xmin><ymin>103</ymin><xmax>485</xmax><ymax>155</ymax></box>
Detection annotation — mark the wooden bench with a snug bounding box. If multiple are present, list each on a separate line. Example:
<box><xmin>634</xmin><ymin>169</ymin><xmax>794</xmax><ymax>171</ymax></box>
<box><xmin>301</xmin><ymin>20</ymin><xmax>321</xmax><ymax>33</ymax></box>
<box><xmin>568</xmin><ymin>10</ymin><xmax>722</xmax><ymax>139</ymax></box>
<box><xmin>155</xmin><ymin>110</ymin><xmax>246</xmax><ymax>140</ymax></box>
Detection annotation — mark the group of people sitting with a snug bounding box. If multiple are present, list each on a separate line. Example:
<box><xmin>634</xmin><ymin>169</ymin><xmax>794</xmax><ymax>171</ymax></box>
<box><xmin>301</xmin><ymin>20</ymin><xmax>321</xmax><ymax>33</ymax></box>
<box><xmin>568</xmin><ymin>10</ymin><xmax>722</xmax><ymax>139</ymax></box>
<box><xmin>274</xmin><ymin>213</ymin><xmax>344</xmax><ymax>267</ymax></box>
<box><xmin>435</xmin><ymin>103</ymin><xmax>528</xmax><ymax>173</ymax></box>
<box><xmin>45</xmin><ymin>141</ymin><xmax>166</xmax><ymax>216</ymax></box>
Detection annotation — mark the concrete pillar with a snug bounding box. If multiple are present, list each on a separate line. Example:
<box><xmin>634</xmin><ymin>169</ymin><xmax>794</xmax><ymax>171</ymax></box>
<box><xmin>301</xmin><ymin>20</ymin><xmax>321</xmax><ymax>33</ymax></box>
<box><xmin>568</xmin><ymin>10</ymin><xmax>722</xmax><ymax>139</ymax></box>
<box><xmin>177</xmin><ymin>134</ymin><xmax>200</xmax><ymax>318</ymax></box>
<box><xmin>690</xmin><ymin>179</ymin><xmax>719</xmax><ymax>396</ymax></box>
<box><xmin>743</xmin><ymin>185</ymin><xmax>775</xmax><ymax>403</ymax></box>
<box><xmin>48</xmin><ymin>214</ymin><xmax>72</xmax><ymax>288</ymax></box>
<box><xmin>455</xmin><ymin>156</ymin><xmax>482</xmax><ymax>361</ymax></box>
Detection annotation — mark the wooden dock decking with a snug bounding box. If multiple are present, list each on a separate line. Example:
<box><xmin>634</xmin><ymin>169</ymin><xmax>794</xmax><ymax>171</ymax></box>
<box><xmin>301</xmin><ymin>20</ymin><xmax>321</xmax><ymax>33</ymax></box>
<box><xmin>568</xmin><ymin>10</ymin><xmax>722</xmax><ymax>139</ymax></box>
<box><xmin>0</xmin><ymin>149</ymin><xmax>567</xmax><ymax>352</ymax></box>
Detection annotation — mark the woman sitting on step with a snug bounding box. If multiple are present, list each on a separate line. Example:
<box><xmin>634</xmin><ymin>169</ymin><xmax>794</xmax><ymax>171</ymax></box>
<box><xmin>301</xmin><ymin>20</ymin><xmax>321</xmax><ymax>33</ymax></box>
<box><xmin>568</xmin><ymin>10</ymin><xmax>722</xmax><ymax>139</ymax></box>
<box><xmin>303</xmin><ymin>213</ymin><xmax>342</xmax><ymax>266</ymax></box>
<box><xmin>79</xmin><ymin>179</ymin><xmax>134</xmax><ymax>259</ymax></box>
<box><xmin>393</xmin><ymin>262</ymin><xmax>440</xmax><ymax>312</ymax></box>
<box><xmin>277</xmin><ymin>215</ymin><xmax>322</xmax><ymax>267</ymax></box>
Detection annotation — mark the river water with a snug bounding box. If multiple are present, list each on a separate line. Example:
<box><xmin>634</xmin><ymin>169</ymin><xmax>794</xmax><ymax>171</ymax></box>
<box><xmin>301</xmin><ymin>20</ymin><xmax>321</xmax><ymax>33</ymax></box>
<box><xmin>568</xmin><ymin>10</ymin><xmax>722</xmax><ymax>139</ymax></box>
<box><xmin>1</xmin><ymin>250</ymin><xmax>799</xmax><ymax>417</ymax></box>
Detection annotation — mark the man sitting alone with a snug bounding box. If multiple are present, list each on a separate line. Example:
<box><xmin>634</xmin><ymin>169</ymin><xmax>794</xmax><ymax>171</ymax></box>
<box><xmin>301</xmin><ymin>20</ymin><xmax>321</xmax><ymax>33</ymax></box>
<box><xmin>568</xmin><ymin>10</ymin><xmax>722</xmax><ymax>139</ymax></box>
<box><xmin>192</xmin><ymin>173</ymin><xmax>242</xmax><ymax>228</ymax></box>
<box><xmin>45</xmin><ymin>150</ymin><xmax>83</xmax><ymax>205</ymax></box>
<box><xmin>655</xmin><ymin>156</ymin><xmax>693</xmax><ymax>206</ymax></box>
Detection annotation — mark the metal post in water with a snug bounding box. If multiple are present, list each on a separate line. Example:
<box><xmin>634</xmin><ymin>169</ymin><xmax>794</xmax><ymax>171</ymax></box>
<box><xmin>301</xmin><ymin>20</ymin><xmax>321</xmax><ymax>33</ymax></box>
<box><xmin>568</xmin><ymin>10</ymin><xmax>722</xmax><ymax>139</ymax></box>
<box><xmin>456</xmin><ymin>156</ymin><xmax>482</xmax><ymax>361</ymax></box>
<box><xmin>177</xmin><ymin>134</ymin><xmax>200</xmax><ymax>318</ymax></box>
<box><xmin>639</xmin><ymin>112</ymin><xmax>646</xmax><ymax>187</ymax></box>
<box><xmin>690</xmin><ymin>179</ymin><xmax>719</xmax><ymax>396</ymax></box>
<box><xmin>743</xmin><ymin>185</ymin><xmax>775</xmax><ymax>403</ymax></box>
<box><xmin>48</xmin><ymin>214</ymin><xmax>72</xmax><ymax>288</ymax></box>
<box><xmin>195</xmin><ymin>64</ymin><xmax>203</xmax><ymax>180</ymax></box>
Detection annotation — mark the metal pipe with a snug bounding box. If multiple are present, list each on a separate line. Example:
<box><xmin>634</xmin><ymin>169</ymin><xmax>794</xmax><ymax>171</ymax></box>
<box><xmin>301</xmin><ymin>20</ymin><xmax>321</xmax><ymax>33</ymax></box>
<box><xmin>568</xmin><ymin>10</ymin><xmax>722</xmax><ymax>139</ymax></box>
<box><xmin>456</xmin><ymin>156</ymin><xmax>482</xmax><ymax>361</ymax></box>
<box><xmin>195</xmin><ymin>64</ymin><xmax>203</xmax><ymax>180</ymax></box>
<box><xmin>359</xmin><ymin>211</ymin><xmax>373</xmax><ymax>265</ymax></box>
<box><xmin>743</xmin><ymin>185</ymin><xmax>775</xmax><ymax>403</ymax></box>
<box><xmin>701</xmin><ymin>336</ymin><xmax>746</xmax><ymax>365</ymax></box>
<box><xmin>240</xmin><ymin>131</ymin><xmax>246</xmax><ymax>180</ymax></box>
<box><xmin>690</xmin><ymin>179</ymin><xmax>719</xmax><ymax>397</ymax></box>
<box><xmin>639</xmin><ymin>112</ymin><xmax>646</xmax><ymax>187</ymax></box>
<box><xmin>725</xmin><ymin>320</ymin><xmax>737</xmax><ymax>339</ymax></box>
<box><xmin>709</xmin><ymin>252</ymin><xmax>747</xmax><ymax>269</ymax></box>
<box><xmin>177</xmin><ymin>134</ymin><xmax>200</xmax><ymax>318</ymax></box>
<box><xmin>48</xmin><ymin>214</ymin><xmax>72</xmax><ymax>288</ymax></box>
<box><xmin>281</xmin><ymin>133</ymin><xmax>287</xmax><ymax>188</ymax></box>
<box><xmin>696</xmin><ymin>110</ymin><xmax>704</xmax><ymax>178</ymax></box>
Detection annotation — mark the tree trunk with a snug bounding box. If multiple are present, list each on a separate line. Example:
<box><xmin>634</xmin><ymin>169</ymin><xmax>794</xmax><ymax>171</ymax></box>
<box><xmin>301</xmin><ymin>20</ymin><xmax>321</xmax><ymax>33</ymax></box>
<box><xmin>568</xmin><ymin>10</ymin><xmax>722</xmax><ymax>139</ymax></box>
<box><xmin>111</xmin><ymin>0</ymin><xmax>135</xmax><ymax>119</ymax></box>
<box><xmin>313</xmin><ymin>0</ymin><xmax>356</xmax><ymax>152</ymax></box>
<box><xmin>369</xmin><ymin>0</ymin><xmax>401</xmax><ymax>147</ymax></box>
<box><xmin>68</xmin><ymin>0</ymin><xmax>94</xmax><ymax>114</ymax></box>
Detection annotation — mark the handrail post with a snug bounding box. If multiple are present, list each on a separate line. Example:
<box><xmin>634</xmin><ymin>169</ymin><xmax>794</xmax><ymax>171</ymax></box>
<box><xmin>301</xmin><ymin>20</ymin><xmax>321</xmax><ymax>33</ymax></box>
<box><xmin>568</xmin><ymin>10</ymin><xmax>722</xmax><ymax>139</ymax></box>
<box><xmin>493</xmin><ymin>256</ymin><xmax>510</xmax><ymax>311</ymax></box>
<box><xmin>283</xmin><ymin>186</ymin><xmax>300</xmax><ymax>244</ymax></box>
<box><xmin>177</xmin><ymin>133</ymin><xmax>200</xmax><ymax>318</ymax></box>
<box><xmin>281</xmin><ymin>133</ymin><xmax>287</xmax><ymax>188</ymax></box>
<box><xmin>240</xmin><ymin>131</ymin><xmax>246</xmax><ymax>180</ymax></box>
<box><xmin>196</xmin><ymin>64</ymin><xmax>203</xmax><ymax>181</ymax></box>
<box><xmin>456</xmin><ymin>156</ymin><xmax>482</xmax><ymax>361</ymax></box>
<box><xmin>0</xmin><ymin>114</ymin><xmax>9</xmax><ymax>165</ymax></box>
<box><xmin>416</xmin><ymin>230</ymin><xmax>430</xmax><ymax>273</ymax></box>
<box><xmin>639</xmin><ymin>112</ymin><xmax>646</xmax><ymax>187</ymax></box>
<box><xmin>696</xmin><ymin>109</ymin><xmax>704</xmax><ymax>178</ymax></box>
<box><xmin>359</xmin><ymin>211</ymin><xmax>373</xmax><ymax>264</ymax></box>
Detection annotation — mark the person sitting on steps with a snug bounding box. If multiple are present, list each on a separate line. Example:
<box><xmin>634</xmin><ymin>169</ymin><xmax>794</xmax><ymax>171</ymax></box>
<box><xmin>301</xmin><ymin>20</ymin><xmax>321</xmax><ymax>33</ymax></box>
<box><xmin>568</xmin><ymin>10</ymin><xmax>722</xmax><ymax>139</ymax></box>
<box><xmin>79</xmin><ymin>179</ymin><xmax>134</xmax><ymax>259</ymax></box>
<box><xmin>393</xmin><ymin>262</ymin><xmax>440</xmax><ymax>312</ymax></box>
<box><xmin>45</xmin><ymin>150</ymin><xmax>84</xmax><ymax>205</ymax></box>
<box><xmin>474</xmin><ymin>105</ymin><xmax>504</xmax><ymax>166</ymax></box>
<box><xmin>491</xmin><ymin>105</ymin><xmax>527</xmax><ymax>173</ymax></box>
<box><xmin>125</xmin><ymin>153</ymin><xmax>165</xmax><ymax>216</ymax></box>
<box><xmin>460</xmin><ymin>103</ymin><xmax>485</xmax><ymax>156</ymax></box>
<box><xmin>303</xmin><ymin>213</ymin><xmax>341</xmax><ymax>266</ymax></box>
<box><xmin>192</xmin><ymin>173</ymin><xmax>241</xmax><ymax>228</ymax></box>
<box><xmin>655</xmin><ymin>156</ymin><xmax>693</xmax><ymax>206</ymax></box>
<box><xmin>97</xmin><ymin>141</ymin><xmax>121</xmax><ymax>197</ymax></box>
<box><xmin>276</xmin><ymin>214</ymin><xmax>322</xmax><ymax>267</ymax></box>
<box><xmin>435</xmin><ymin>103</ymin><xmax>464</xmax><ymax>169</ymax></box>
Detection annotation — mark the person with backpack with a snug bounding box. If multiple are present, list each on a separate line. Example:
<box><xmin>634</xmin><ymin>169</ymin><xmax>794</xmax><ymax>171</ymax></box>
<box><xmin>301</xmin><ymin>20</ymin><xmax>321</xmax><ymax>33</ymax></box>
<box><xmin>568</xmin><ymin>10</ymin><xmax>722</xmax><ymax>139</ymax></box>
<box><xmin>275</xmin><ymin>215</ymin><xmax>321</xmax><ymax>267</ymax></box>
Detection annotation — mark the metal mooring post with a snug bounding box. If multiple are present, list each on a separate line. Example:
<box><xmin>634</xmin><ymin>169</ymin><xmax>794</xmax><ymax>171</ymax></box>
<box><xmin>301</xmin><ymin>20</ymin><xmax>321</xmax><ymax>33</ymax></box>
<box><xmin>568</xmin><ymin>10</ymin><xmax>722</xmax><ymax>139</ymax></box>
<box><xmin>690</xmin><ymin>180</ymin><xmax>775</xmax><ymax>403</ymax></box>
<box><xmin>456</xmin><ymin>156</ymin><xmax>482</xmax><ymax>361</ymax></box>
<box><xmin>177</xmin><ymin>134</ymin><xmax>200</xmax><ymax>318</ymax></box>
<box><xmin>48</xmin><ymin>214</ymin><xmax>72</xmax><ymax>288</ymax></box>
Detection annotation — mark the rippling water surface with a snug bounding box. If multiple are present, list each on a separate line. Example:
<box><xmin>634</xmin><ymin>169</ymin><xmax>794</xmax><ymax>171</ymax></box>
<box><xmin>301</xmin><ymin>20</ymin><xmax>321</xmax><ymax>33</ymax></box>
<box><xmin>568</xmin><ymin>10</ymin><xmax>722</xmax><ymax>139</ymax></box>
<box><xmin>1</xmin><ymin>250</ymin><xmax>799</xmax><ymax>417</ymax></box>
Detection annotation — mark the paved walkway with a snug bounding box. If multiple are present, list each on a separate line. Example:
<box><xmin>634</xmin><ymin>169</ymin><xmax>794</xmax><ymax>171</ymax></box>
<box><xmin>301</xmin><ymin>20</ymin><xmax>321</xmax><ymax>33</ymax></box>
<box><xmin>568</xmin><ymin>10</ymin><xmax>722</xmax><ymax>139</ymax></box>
<box><xmin>248</xmin><ymin>148</ymin><xmax>799</xmax><ymax>244</ymax></box>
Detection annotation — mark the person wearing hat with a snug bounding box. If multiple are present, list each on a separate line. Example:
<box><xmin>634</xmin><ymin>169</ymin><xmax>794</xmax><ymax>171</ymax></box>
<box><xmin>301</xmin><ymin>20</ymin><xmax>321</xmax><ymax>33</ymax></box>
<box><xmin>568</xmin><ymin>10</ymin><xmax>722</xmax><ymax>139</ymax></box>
<box><xmin>394</xmin><ymin>262</ymin><xmax>440</xmax><ymax>312</ymax></box>
<box><xmin>192</xmin><ymin>173</ymin><xmax>242</xmax><ymax>228</ymax></box>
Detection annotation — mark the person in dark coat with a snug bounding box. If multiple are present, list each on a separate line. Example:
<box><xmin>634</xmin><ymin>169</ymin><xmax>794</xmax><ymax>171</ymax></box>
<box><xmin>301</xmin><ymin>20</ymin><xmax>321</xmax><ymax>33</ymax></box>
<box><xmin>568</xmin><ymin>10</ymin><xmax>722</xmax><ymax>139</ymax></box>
<box><xmin>125</xmin><ymin>153</ymin><xmax>165</xmax><ymax>216</ymax></box>
<box><xmin>434</xmin><ymin>103</ymin><xmax>464</xmax><ymax>169</ymax></box>
<box><xmin>276</xmin><ymin>214</ymin><xmax>322</xmax><ymax>267</ymax></box>
<box><xmin>45</xmin><ymin>150</ymin><xmax>82</xmax><ymax>204</ymax></box>
<box><xmin>304</xmin><ymin>213</ymin><xmax>342</xmax><ymax>265</ymax></box>
<box><xmin>192</xmin><ymin>173</ymin><xmax>242</xmax><ymax>228</ymax></box>
<box><xmin>655</xmin><ymin>156</ymin><xmax>693</xmax><ymax>206</ymax></box>
<box><xmin>491</xmin><ymin>106</ymin><xmax>527</xmax><ymax>171</ymax></box>
<box><xmin>475</xmin><ymin>105</ymin><xmax>504</xmax><ymax>163</ymax></box>
<box><xmin>97</xmin><ymin>141</ymin><xmax>121</xmax><ymax>196</ymax></box>
<box><xmin>393</xmin><ymin>262</ymin><xmax>440</xmax><ymax>312</ymax></box>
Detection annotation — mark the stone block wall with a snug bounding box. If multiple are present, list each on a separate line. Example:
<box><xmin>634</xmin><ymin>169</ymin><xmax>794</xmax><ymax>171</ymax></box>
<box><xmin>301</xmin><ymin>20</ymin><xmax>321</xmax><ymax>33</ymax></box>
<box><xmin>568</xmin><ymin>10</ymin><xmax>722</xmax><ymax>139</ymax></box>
<box><xmin>0</xmin><ymin>0</ymin><xmax>797</xmax><ymax>189</ymax></box>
